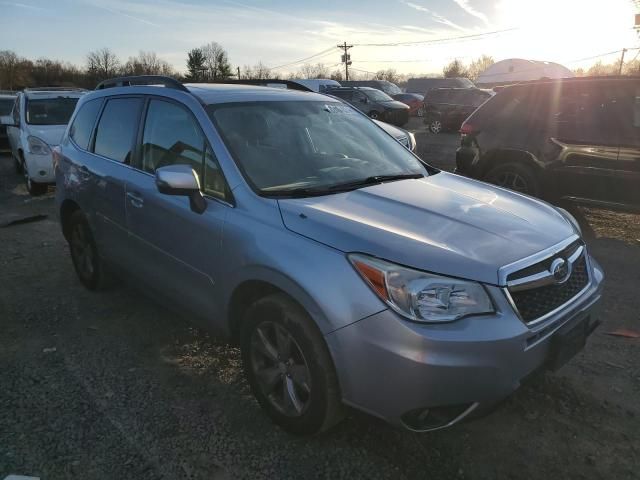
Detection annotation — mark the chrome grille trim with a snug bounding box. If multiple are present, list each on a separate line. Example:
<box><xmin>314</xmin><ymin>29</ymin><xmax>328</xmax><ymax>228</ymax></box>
<box><xmin>507</xmin><ymin>245</ymin><xmax>584</xmax><ymax>292</ymax></box>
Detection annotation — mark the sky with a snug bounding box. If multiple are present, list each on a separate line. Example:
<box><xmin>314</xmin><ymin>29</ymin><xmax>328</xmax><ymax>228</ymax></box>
<box><xmin>0</xmin><ymin>0</ymin><xmax>638</xmax><ymax>76</ymax></box>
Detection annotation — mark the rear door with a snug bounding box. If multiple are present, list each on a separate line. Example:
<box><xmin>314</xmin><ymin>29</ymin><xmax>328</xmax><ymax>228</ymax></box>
<box><xmin>125</xmin><ymin>97</ymin><xmax>231</xmax><ymax>318</ymax></box>
<box><xmin>85</xmin><ymin>96</ymin><xmax>143</xmax><ymax>267</ymax></box>
<box><xmin>553</xmin><ymin>81</ymin><xmax>621</xmax><ymax>203</ymax></box>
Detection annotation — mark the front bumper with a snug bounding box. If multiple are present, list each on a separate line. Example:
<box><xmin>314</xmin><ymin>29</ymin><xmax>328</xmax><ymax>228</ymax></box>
<box><xmin>325</xmin><ymin>256</ymin><xmax>604</xmax><ymax>431</ymax></box>
<box><xmin>455</xmin><ymin>146</ymin><xmax>481</xmax><ymax>177</ymax></box>
<box><xmin>24</xmin><ymin>150</ymin><xmax>55</xmax><ymax>183</ymax></box>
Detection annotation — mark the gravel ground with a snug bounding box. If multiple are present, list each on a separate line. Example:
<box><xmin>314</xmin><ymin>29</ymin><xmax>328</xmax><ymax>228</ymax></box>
<box><xmin>1</xmin><ymin>134</ymin><xmax>639</xmax><ymax>480</ymax></box>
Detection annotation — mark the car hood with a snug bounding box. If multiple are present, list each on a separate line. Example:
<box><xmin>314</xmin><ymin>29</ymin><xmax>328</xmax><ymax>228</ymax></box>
<box><xmin>278</xmin><ymin>172</ymin><xmax>575</xmax><ymax>285</ymax></box>
<box><xmin>26</xmin><ymin>125</ymin><xmax>66</xmax><ymax>146</ymax></box>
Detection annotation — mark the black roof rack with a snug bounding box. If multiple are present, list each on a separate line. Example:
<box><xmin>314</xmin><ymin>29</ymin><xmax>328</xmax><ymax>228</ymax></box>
<box><xmin>211</xmin><ymin>79</ymin><xmax>313</xmax><ymax>92</ymax></box>
<box><xmin>95</xmin><ymin>75</ymin><xmax>190</xmax><ymax>92</ymax></box>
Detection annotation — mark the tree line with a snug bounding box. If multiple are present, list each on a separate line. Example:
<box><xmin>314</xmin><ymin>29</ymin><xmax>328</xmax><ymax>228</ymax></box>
<box><xmin>1</xmin><ymin>43</ymin><xmax>637</xmax><ymax>91</ymax></box>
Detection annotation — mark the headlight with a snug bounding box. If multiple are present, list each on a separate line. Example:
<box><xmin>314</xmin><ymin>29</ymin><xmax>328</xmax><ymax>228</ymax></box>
<box><xmin>27</xmin><ymin>136</ymin><xmax>51</xmax><ymax>156</ymax></box>
<box><xmin>349</xmin><ymin>253</ymin><xmax>494</xmax><ymax>323</ymax></box>
<box><xmin>556</xmin><ymin>207</ymin><xmax>582</xmax><ymax>235</ymax></box>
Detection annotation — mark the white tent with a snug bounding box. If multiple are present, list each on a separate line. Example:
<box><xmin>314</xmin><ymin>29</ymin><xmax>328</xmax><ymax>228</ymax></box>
<box><xmin>476</xmin><ymin>59</ymin><xmax>574</xmax><ymax>87</ymax></box>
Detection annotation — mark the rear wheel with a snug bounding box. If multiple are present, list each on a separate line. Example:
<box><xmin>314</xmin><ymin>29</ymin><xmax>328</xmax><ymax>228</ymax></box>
<box><xmin>485</xmin><ymin>162</ymin><xmax>540</xmax><ymax>197</ymax></box>
<box><xmin>241</xmin><ymin>293</ymin><xmax>345</xmax><ymax>435</ymax></box>
<box><xmin>368</xmin><ymin>111</ymin><xmax>380</xmax><ymax>120</ymax></box>
<box><xmin>67</xmin><ymin>210</ymin><xmax>112</xmax><ymax>290</ymax></box>
<box><xmin>428</xmin><ymin>119</ymin><xmax>442</xmax><ymax>134</ymax></box>
<box><xmin>23</xmin><ymin>162</ymin><xmax>47</xmax><ymax>196</ymax></box>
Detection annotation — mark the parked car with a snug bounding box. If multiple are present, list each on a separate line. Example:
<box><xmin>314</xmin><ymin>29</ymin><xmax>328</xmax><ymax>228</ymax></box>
<box><xmin>373</xmin><ymin>119</ymin><xmax>416</xmax><ymax>151</ymax></box>
<box><xmin>327</xmin><ymin>86</ymin><xmax>410</xmax><ymax>126</ymax></box>
<box><xmin>5</xmin><ymin>87</ymin><xmax>86</xmax><ymax>195</ymax></box>
<box><xmin>406</xmin><ymin>77</ymin><xmax>474</xmax><ymax>94</ymax></box>
<box><xmin>424</xmin><ymin>87</ymin><xmax>493</xmax><ymax>134</ymax></box>
<box><xmin>56</xmin><ymin>75</ymin><xmax>603</xmax><ymax>435</ymax></box>
<box><xmin>392</xmin><ymin>93</ymin><xmax>425</xmax><ymax>117</ymax></box>
<box><xmin>456</xmin><ymin>76</ymin><xmax>640</xmax><ymax>211</ymax></box>
<box><xmin>291</xmin><ymin>78</ymin><xmax>341</xmax><ymax>92</ymax></box>
<box><xmin>340</xmin><ymin>80</ymin><xmax>402</xmax><ymax>96</ymax></box>
<box><xmin>0</xmin><ymin>91</ymin><xmax>17</xmax><ymax>152</ymax></box>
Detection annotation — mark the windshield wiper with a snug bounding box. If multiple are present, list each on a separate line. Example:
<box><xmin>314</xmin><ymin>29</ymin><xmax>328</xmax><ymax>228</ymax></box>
<box><xmin>263</xmin><ymin>173</ymin><xmax>424</xmax><ymax>198</ymax></box>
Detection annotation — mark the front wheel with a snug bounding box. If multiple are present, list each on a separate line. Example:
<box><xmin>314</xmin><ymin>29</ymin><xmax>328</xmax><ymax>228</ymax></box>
<box><xmin>241</xmin><ymin>293</ymin><xmax>345</xmax><ymax>435</ymax></box>
<box><xmin>14</xmin><ymin>154</ymin><xmax>23</xmax><ymax>174</ymax></box>
<box><xmin>417</xmin><ymin>106</ymin><xmax>425</xmax><ymax>117</ymax></box>
<box><xmin>368</xmin><ymin>111</ymin><xmax>380</xmax><ymax>120</ymax></box>
<box><xmin>23</xmin><ymin>166</ymin><xmax>47</xmax><ymax>196</ymax></box>
<box><xmin>484</xmin><ymin>162</ymin><xmax>540</xmax><ymax>197</ymax></box>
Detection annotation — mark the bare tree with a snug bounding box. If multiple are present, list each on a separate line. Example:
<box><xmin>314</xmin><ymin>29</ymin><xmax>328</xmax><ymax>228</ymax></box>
<box><xmin>374</xmin><ymin>68</ymin><xmax>403</xmax><ymax>84</ymax></box>
<box><xmin>0</xmin><ymin>50</ymin><xmax>29</xmax><ymax>90</ymax></box>
<box><xmin>242</xmin><ymin>61</ymin><xmax>272</xmax><ymax>79</ymax></box>
<box><xmin>86</xmin><ymin>48</ymin><xmax>121</xmax><ymax>81</ymax></box>
<box><xmin>123</xmin><ymin>51</ymin><xmax>175</xmax><ymax>77</ymax></box>
<box><xmin>467</xmin><ymin>55</ymin><xmax>494</xmax><ymax>81</ymax></box>
<box><xmin>298</xmin><ymin>62</ymin><xmax>329</xmax><ymax>79</ymax></box>
<box><xmin>201</xmin><ymin>42</ymin><xmax>232</xmax><ymax>80</ymax></box>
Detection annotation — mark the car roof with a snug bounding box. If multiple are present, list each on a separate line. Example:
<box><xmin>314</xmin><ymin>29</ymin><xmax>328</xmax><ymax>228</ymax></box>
<box><xmin>24</xmin><ymin>88</ymin><xmax>87</xmax><ymax>100</ymax></box>
<box><xmin>185</xmin><ymin>83</ymin><xmax>333</xmax><ymax>104</ymax></box>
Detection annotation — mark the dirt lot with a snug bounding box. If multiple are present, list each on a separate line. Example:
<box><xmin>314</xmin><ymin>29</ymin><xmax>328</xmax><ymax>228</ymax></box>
<box><xmin>1</xmin><ymin>129</ymin><xmax>639</xmax><ymax>479</ymax></box>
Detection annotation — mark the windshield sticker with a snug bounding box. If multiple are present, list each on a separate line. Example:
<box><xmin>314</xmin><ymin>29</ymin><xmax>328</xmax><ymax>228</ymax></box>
<box><xmin>324</xmin><ymin>104</ymin><xmax>355</xmax><ymax>114</ymax></box>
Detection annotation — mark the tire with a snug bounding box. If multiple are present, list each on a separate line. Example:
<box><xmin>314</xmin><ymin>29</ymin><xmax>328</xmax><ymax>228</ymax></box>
<box><xmin>484</xmin><ymin>162</ymin><xmax>540</xmax><ymax>197</ymax></box>
<box><xmin>14</xmin><ymin>153</ymin><xmax>23</xmax><ymax>174</ymax></box>
<box><xmin>67</xmin><ymin>210</ymin><xmax>112</xmax><ymax>290</ymax></box>
<box><xmin>23</xmin><ymin>162</ymin><xmax>47</xmax><ymax>196</ymax></box>
<box><xmin>429</xmin><ymin>119</ymin><xmax>442</xmax><ymax>134</ymax></box>
<box><xmin>368</xmin><ymin>111</ymin><xmax>380</xmax><ymax>120</ymax></box>
<box><xmin>417</xmin><ymin>107</ymin><xmax>425</xmax><ymax>117</ymax></box>
<box><xmin>241</xmin><ymin>293</ymin><xmax>345</xmax><ymax>435</ymax></box>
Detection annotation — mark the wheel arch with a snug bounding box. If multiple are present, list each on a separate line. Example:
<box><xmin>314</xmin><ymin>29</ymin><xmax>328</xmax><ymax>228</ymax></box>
<box><xmin>225</xmin><ymin>269</ymin><xmax>333</xmax><ymax>345</ymax></box>
<box><xmin>59</xmin><ymin>199</ymin><xmax>81</xmax><ymax>241</ymax></box>
<box><xmin>480</xmin><ymin>149</ymin><xmax>544</xmax><ymax>178</ymax></box>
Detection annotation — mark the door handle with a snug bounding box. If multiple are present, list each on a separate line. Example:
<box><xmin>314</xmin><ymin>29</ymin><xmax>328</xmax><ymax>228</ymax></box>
<box><xmin>126</xmin><ymin>191</ymin><xmax>144</xmax><ymax>208</ymax></box>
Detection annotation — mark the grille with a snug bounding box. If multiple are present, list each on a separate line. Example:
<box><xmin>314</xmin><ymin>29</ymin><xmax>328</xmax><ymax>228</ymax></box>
<box><xmin>508</xmin><ymin>246</ymin><xmax>589</xmax><ymax>324</ymax></box>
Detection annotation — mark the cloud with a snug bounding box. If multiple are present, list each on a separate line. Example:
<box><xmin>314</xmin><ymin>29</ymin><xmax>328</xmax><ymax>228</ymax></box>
<box><xmin>451</xmin><ymin>0</ymin><xmax>489</xmax><ymax>25</ymax></box>
<box><xmin>78</xmin><ymin>0</ymin><xmax>160</xmax><ymax>27</ymax></box>
<box><xmin>0</xmin><ymin>1</ymin><xmax>49</xmax><ymax>11</ymax></box>
<box><xmin>401</xmin><ymin>1</ymin><xmax>467</xmax><ymax>31</ymax></box>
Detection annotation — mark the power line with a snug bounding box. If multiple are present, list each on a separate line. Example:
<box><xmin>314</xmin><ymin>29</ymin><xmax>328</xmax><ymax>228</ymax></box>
<box><xmin>353</xmin><ymin>27</ymin><xmax>517</xmax><ymax>47</ymax></box>
<box><xmin>269</xmin><ymin>47</ymin><xmax>338</xmax><ymax>70</ymax></box>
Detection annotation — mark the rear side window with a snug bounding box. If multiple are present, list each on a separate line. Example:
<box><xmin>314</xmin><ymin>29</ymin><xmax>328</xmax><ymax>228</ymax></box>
<box><xmin>93</xmin><ymin>98</ymin><xmax>142</xmax><ymax>163</ymax></box>
<box><xmin>69</xmin><ymin>99</ymin><xmax>102</xmax><ymax>150</ymax></box>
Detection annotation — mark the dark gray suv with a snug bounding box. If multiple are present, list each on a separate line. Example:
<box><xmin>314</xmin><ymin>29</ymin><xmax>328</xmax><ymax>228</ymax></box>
<box><xmin>327</xmin><ymin>87</ymin><xmax>410</xmax><ymax>126</ymax></box>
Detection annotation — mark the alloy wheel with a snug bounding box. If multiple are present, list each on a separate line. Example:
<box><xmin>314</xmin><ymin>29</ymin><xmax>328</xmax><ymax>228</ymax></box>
<box><xmin>495</xmin><ymin>171</ymin><xmax>529</xmax><ymax>193</ymax></box>
<box><xmin>369</xmin><ymin>111</ymin><xmax>379</xmax><ymax>119</ymax></box>
<box><xmin>250</xmin><ymin>321</ymin><xmax>312</xmax><ymax>417</ymax></box>
<box><xmin>417</xmin><ymin>107</ymin><xmax>425</xmax><ymax>117</ymax></box>
<box><xmin>430</xmin><ymin>120</ymin><xmax>442</xmax><ymax>134</ymax></box>
<box><xmin>70</xmin><ymin>222</ymin><xmax>95</xmax><ymax>281</ymax></box>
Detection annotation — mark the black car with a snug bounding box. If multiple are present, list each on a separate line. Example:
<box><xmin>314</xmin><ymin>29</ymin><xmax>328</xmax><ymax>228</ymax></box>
<box><xmin>456</xmin><ymin>76</ymin><xmax>640</xmax><ymax>211</ymax></box>
<box><xmin>423</xmin><ymin>87</ymin><xmax>492</xmax><ymax>134</ymax></box>
<box><xmin>328</xmin><ymin>87</ymin><xmax>410</xmax><ymax>126</ymax></box>
<box><xmin>339</xmin><ymin>80</ymin><xmax>402</xmax><ymax>96</ymax></box>
<box><xmin>405</xmin><ymin>77</ymin><xmax>474</xmax><ymax>94</ymax></box>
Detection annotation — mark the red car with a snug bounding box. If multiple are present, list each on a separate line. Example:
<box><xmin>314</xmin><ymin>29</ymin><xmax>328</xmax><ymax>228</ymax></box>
<box><xmin>392</xmin><ymin>93</ymin><xmax>425</xmax><ymax>117</ymax></box>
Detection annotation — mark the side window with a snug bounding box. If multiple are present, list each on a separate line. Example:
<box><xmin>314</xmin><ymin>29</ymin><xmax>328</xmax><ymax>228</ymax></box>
<box><xmin>141</xmin><ymin>99</ymin><xmax>205</xmax><ymax>174</ymax></box>
<box><xmin>141</xmin><ymin>99</ymin><xmax>229</xmax><ymax>200</ymax></box>
<box><xmin>353</xmin><ymin>91</ymin><xmax>366</xmax><ymax>103</ymax></box>
<box><xmin>94</xmin><ymin>98</ymin><xmax>142</xmax><ymax>163</ymax></box>
<box><xmin>69</xmin><ymin>99</ymin><xmax>102</xmax><ymax>150</ymax></box>
<box><xmin>12</xmin><ymin>97</ymin><xmax>20</xmax><ymax>125</ymax></box>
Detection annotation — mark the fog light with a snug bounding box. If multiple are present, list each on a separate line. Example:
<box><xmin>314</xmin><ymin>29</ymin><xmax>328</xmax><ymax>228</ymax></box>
<box><xmin>39</xmin><ymin>170</ymin><xmax>46</xmax><ymax>176</ymax></box>
<box><xmin>401</xmin><ymin>403</ymin><xmax>474</xmax><ymax>431</ymax></box>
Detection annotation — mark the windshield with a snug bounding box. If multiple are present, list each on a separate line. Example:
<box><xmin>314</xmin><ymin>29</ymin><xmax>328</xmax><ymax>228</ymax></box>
<box><xmin>381</xmin><ymin>83</ymin><xmax>402</xmax><ymax>95</ymax></box>
<box><xmin>365</xmin><ymin>89</ymin><xmax>394</xmax><ymax>102</ymax></box>
<box><xmin>26</xmin><ymin>97</ymin><xmax>79</xmax><ymax>125</ymax></box>
<box><xmin>207</xmin><ymin>100</ymin><xmax>427</xmax><ymax>195</ymax></box>
<box><xmin>0</xmin><ymin>98</ymin><xmax>14</xmax><ymax>116</ymax></box>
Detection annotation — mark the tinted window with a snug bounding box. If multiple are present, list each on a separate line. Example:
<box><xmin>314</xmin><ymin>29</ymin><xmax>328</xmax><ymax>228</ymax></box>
<box><xmin>0</xmin><ymin>98</ymin><xmax>14</xmax><ymax>116</ymax></box>
<box><xmin>69</xmin><ymin>99</ymin><xmax>102</xmax><ymax>150</ymax></box>
<box><xmin>26</xmin><ymin>97</ymin><xmax>79</xmax><ymax>125</ymax></box>
<box><xmin>332</xmin><ymin>90</ymin><xmax>352</xmax><ymax>101</ymax></box>
<box><xmin>364</xmin><ymin>89</ymin><xmax>393</xmax><ymax>102</ymax></box>
<box><xmin>141</xmin><ymin>99</ymin><xmax>228</xmax><ymax>199</ymax></box>
<box><xmin>94</xmin><ymin>97</ymin><xmax>142</xmax><ymax>163</ymax></box>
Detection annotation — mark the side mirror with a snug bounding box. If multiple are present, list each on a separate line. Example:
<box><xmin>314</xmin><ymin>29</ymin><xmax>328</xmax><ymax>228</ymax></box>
<box><xmin>155</xmin><ymin>164</ymin><xmax>207</xmax><ymax>214</ymax></box>
<box><xmin>0</xmin><ymin>116</ymin><xmax>16</xmax><ymax>127</ymax></box>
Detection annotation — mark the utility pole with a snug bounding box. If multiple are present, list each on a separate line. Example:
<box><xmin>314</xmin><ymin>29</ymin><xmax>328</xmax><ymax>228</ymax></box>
<box><xmin>237</xmin><ymin>66</ymin><xmax>241</xmax><ymax>79</ymax></box>
<box><xmin>337</xmin><ymin>41</ymin><xmax>353</xmax><ymax>81</ymax></box>
<box><xmin>618</xmin><ymin>48</ymin><xmax>627</xmax><ymax>75</ymax></box>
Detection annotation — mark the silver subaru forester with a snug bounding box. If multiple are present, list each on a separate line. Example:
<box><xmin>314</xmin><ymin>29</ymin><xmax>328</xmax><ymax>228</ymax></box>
<box><xmin>55</xmin><ymin>76</ymin><xmax>604</xmax><ymax>434</ymax></box>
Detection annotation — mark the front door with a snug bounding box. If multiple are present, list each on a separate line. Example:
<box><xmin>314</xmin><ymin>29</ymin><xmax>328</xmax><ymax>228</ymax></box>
<box><xmin>125</xmin><ymin>97</ymin><xmax>231</xmax><ymax>320</ymax></box>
